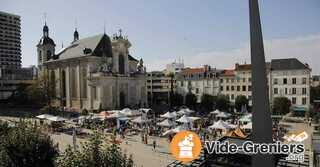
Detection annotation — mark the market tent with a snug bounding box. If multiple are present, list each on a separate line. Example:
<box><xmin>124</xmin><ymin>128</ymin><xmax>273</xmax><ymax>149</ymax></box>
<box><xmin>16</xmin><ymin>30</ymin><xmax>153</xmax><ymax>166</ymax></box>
<box><xmin>47</xmin><ymin>116</ymin><xmax>67</xmax><ymax>122</ymax></box>
<box><xmin>177</xmin><ymin>108</ymin><xmax>195</xmax><ymax>115</ymax></box>
<box><xmin>242</xmin><ymin>122</ymin><xmax>252</xmax><ymax>130</ymax></box>
<box><xmin>210</xmin><ymin>109</ymin><xmax>221</xmax><ymax>115</ymax></box>
<box><xmin>188</xmin><ymin>117</ymin><xmax>201</xmax><ymax>122</ymax></box>
<box><xmin>176</xmin><ymin>115</ymin><xmax>193</xmax><ymax>123</ymax></box>
<box><xmin>36</xmin><ymin>114</ymin><xmax>54</xmax><ymax>119</ymax></box>
<box><xmin>107</xmin><ymin>111</ymin><xmax>126</xmax><ymax>118</ymax></box>
<box><xmin>157</xmin><ymin>119</ymin><xmax>177</xmax><ymax>127</ymax></box>
<box><xmin>162</xmin><ymin>126</ymin><xmax>187</xmax><ymax>136</ymax></box>
<box><xmin>132</xmin><ymin>116</ymin><xmax>150</xmax><ymax>124</ymax></box>
<box><xmin>208</xmin><ymin>120</ymin><xmax>233</xmax><ymax>130</ymax></box>
<box><xmin>160</xmin><ymin>112</ymin><xmax>177</xmax><ymax>119</ymax></box>
<box><xmin>120</xmin><ymin>109</ymin><xmax>140</xmax><ymax>116</ymax></box>
<box><xmin>239</xmin><ymin>113</ymin><xmax>252</xmax><ymax>123</ymax></box>
<box><xmin>226</xmin><ymin>127</ymin><xmax>247</xmax><ymax>138</ymax></box>
<box><xmin>216</xmin><ymin>112</ymin><xmax>232</xmax><ymax>118</ymax></box>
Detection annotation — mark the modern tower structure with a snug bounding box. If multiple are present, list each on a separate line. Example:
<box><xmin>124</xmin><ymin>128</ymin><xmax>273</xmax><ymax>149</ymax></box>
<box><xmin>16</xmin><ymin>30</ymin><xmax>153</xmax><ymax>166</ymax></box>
<box><xmin>249</xmin><ymin>0</ymin><xmax>274</xmax><ymax>166</ymax></box>
<box><xmin>0</xmin><ymin>11</ymin><xmax>21</xmax><ymax>71</ymax></box>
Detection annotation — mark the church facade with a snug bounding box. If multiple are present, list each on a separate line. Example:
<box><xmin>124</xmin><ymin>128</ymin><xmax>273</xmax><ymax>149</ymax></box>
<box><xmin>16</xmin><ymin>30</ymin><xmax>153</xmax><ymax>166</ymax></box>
<box><xmin>37</xmin><ymin>23</ymin><xmax>147</xmax><ymax>111</ymax></box>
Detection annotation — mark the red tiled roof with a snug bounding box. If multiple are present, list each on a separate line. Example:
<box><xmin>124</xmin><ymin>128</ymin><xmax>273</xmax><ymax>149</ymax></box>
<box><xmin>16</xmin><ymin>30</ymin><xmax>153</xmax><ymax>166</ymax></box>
<box><xmin>182</xmin><ymin>68</ymin><xmax>205</xmax><ymax>75</ymax></box>
<box><xmin>223</xmin><ymin>69</ymin><xmax>235</xmax><ymax>76</ymax></box>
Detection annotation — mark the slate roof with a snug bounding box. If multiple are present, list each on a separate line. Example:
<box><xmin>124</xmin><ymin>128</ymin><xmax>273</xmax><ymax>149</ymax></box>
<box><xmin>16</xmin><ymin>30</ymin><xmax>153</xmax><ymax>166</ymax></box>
<box><xmin>38</xmin><ymin>37</ymin><xmax>55</xmax><ymax>46</ymax></box>
<box><xmin>271</xmin><ymin>58</ymin><xmax>309</xmax><ymax>71</ymax></box>
<box><xmin>56</xmin><ymin>34</ymin><xmax>106</xmax><ymax>60</ymax></box>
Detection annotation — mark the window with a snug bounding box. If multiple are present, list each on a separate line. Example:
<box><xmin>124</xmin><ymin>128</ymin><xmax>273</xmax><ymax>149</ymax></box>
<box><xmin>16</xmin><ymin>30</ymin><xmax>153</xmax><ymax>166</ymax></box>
<box><xmin>248</xmin><ymin>85</ymin><xmax>252</xmax><ymax>91</ymax></box>
<box><xmin>302</xmin><ymin>88</ymin><xmax>307</xmax><ymax>95</ymax></box>
<box><xmin>242</xmin><ymin>86</ymin><xmax>246</xmax><ymax>91</ymax></box>
<box><xmin>292</xmin><ymin>97</ymin><xmax>296</xmax><ymax>104</ymax></box>
<box><xmin>220</xmin><ymin>79</ymin><xmax>223</xmax><ymax>83</ymax></box>
<box><xmin>273</xmin><ymin>78</ymin><xmax>278</xmax><ymax>84</ymax></box>
<box><xmin>292</xmin><ymin>78</ymin><xmax>296</xmax><ymax>84</ymax></box>
<box><xmin>292</xmin><ymin>88</ymin><xmax>296</xmax><ymax>95</ymax></box>
<box><xmin>285</xmin><ymin>88</ymin><xmax>288</xmax><ymax>95</ymax></box>
<box><xmin>283</xmin><ymin>78</ymin><xmax>287</xmax><ymax>84</ymax></box>
<box><xmin>226</xmin><ymin>86</ymin><xmax>230</xmax><ymax>91</ymax></box>
<box><xmin>220</xmin><ymin>86</ymin><xmax>223</xmax><ymax>91</ymax></box>
<box><xmin>302</xmin><ymin>98</ymin><xmax>307</xmax><ymax>105</ymax></box>
<box><xmin>81</xmin><ymin>67</ymin><xmax>87</xmax><ymax>98</ymax></box>
<box><xmin>231</xmin><ymin>86</ymin><xmax>234</xmax><ymax>91</ymax></box>
<box><xmin>92</xmin><ymin>86</ymin><xmax>97</xmax><ymax>100</ymax></box>
<box><xmin>237</xmin><ymin>86</ymin><xmax>240</xmax><ymax>91</ymax></box>
<box><xmin>248</xmin><ymin>78</ymin><xmax>251</xmax><ymax>82</ymax></box>
<box><xmin>231</xmin><ymin>94</ymin><xmax>234</xmax><ymax>100</ymax></box>
<box><xmin>274</xmin><ymin>88</ymin><xmax>278</xmax><ymax>94</ymax></box>
<box><xmin>231</xmin><ymin>79</ymin><xmax>235</xmax><ymax>83</ymax></box>
<box><xmin>226</xmin><ymin>79</ymin><xmax>229</xmax><ymax>83</ymax></box>
<box><xmin>243</xmin><ymin>78</ymin><xmax>246</xmax><ymax>82</ymax></box>
<box><xmin>196</xmin><ymin>88</ymin><xmax>200</xmax><ymax>94</ymax></box>
<box><xmin>302</xmin><ymin>78</ymin><xmax>307</xmax><ymax>84</ymax></box>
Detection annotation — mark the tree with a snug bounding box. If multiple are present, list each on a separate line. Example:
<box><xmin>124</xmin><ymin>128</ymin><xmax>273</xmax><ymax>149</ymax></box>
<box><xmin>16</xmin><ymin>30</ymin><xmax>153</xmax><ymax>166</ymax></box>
<box><xmin>201</xmin><ymin>94</ymin><xmax>215</xmax><ymax>112</ymax></box>
<box><xmin>171</xmin><ymin>93</ymin><xmax>183</xmax><ymax>107</ymax></box>
<box><xmin>0</xmin><ymin>120</ymin><xmax>58</xmax><ymax>167</ymax></box>
<box><xmin>185</xmin><ymin>93</ymin><xmax>197</xmax><ymax>109</ymax></box>
<box><xmin>56</xmin><ymin>132</ymin><xmax>134</xmax><ymax>167</ymax></box>
<box><xmin>215</xmin><ymin>95</ymin><xmax>230</xmax><ymax>111</ymax></box>
<box><xmin>273</xmin><ymin>97</ymin><xmax>291</xmax><ymax>115</ymax></box>
<box><xmin>235</xmin><ymin>95</ymin><xmax>249</xmax><ymax>112</ymax></box>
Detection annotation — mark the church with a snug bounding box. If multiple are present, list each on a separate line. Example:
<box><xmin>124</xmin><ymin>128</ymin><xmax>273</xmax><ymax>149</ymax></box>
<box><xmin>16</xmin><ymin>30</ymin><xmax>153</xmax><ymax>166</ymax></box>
<box><xmin>37</xmin><ymin>23</ymin><xmax>148</xmax><ymax>111</ymax></box>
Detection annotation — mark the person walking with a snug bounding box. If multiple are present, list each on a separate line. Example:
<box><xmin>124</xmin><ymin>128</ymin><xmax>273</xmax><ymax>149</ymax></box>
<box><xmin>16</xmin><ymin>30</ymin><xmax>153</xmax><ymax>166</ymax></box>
<box><xmin>153</xmin><ymin>139</ymin><xmax>156</xmax><ymax>151</ymax></box>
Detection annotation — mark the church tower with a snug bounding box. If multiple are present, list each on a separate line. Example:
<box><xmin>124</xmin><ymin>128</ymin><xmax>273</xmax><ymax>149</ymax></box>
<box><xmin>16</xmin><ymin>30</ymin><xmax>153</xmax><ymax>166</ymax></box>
<box><xmin>37</xmin><ymin>22</ymin><xmax>56</xmax><ymax>70</ymax></box>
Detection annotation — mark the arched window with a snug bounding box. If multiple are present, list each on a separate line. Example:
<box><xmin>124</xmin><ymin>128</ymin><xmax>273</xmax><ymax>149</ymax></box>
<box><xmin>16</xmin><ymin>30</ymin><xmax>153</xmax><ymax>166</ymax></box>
<box><xmin>81</xmin><ymin>67</ymin><xmax>87</xmax><ymax>98</ymax></box>
<box><xmin>70</xmin><ymin>68</ymin><xmax>77</xmax><ymax>98</ymax></box>
<box><xmin>47</xmin><ymin>50</ymin><xmax>51</xmax><ymax>61</ymax></box>
<box><xmin>50</xmin><ymin>70</ymin><xmax>56</xmax><ymax>97</ymax></box>
<box><xmin>118</xmin><ymin>54</ymin><xmax>125</xmax><ymax>74</ymax></box>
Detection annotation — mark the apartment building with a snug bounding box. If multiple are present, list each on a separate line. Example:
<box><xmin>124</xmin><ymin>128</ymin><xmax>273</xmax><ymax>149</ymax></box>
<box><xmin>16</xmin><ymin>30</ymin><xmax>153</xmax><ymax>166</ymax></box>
<box><xmin>176</xmin><ymin>65</ymin><xmax>221</xmax><ymax>103</ymax></box>
<box><xmin>147</xmin><ymin>71</ymin><xmax>175</xmax><ymax>105</ymax></box>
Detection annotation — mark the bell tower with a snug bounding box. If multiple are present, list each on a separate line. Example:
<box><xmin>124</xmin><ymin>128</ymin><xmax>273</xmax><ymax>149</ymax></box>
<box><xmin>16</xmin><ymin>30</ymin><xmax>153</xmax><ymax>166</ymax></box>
<box><xmin>37</xmin><ymin>21</ymin><xmax>56</xmax><ymax>71</ymax></box>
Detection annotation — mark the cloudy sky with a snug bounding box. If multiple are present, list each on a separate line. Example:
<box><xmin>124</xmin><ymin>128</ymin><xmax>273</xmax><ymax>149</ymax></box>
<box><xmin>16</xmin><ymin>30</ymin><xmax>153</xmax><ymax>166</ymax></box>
<box><xmin>1</xmin><ymin>0</ymin><xmax>320</xmax><ymax>73</ymax></box>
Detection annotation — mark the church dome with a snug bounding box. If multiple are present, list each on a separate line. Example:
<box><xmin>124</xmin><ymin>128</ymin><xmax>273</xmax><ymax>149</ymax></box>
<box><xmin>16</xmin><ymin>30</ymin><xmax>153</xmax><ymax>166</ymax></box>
<box><xmin>39</xmin><ymin>36</ymin><xmax>56</xmax><ymax>46</ymax></box>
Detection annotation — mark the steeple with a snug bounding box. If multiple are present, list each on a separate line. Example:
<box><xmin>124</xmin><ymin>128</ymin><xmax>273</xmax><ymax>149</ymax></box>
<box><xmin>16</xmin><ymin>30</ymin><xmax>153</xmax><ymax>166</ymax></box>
<box><xmin>43</xmin><ymin>22</ymin><xmax>49</xmax><ymax>37</ymax></box>
<box><xmin>73</xmin><ymin>28</ymin><xmax>79</xmax><ymax>42</ymax></box>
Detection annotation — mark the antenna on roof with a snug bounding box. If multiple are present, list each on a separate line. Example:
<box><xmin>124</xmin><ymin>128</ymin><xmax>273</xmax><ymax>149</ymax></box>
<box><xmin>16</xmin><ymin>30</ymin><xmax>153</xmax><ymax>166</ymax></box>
<box><xmin>75</xmin><ymin>18</ymin><xmax>78</xmax><ymax>30</ymax></box>
<box><xmin>62</xmin><ymin>41</ymin><xmax>64</xmax><ymax>48</ymax></box>
<box><xmin>103</xmin><ymin>20</ymin><xmax>106</xmax><ymax>34</ymax></box>
<box><xmin>43</xmin><ymin>12</ymin><xmax>47</xmax><ymax>25</ymax></box>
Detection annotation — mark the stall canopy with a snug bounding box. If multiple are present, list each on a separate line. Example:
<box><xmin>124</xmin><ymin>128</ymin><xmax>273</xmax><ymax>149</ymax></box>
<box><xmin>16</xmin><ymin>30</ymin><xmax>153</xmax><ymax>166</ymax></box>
<box><xmin>216</xmin><ymin>112</ymin><xmax>232</xmax><ymax>118</ymax></box>
<box><xmin>162</xmin><ymin>125</ymin><xmax>187</xmax><ymax>136</ymax></box>
<box><xmin>157</xmin><ymin>119</ymin><xmax>177</xmax><ymax>127</ymax></box>
<box><xmin>210</xmin><ymin>109</ymin><xmax>221</xmax><ymax>115</ymax></box>
<box><xmin>132</xmin><ymin>116</ymin><xmax>150</xmax><ymax>124</ymax></box>
<box><xmin>226</xmin><ymin>127</ymin><xmax>247</xmax><ymax>138</ymax></box>
<box><xmin>36</xmin><ymin>114</ymin><xmax>53</xmax><ymax>119</ymax></box>
<box><xmin>120</xmin><ymin>109</ymin><xmax>140</xmax><ymax>116</ymax></box>
<box><xmin>47</xmin><ymin>116</ymin><xmax>67</xmax><ymax>122</ymax></box>
<box><xmin>242</xmin><ymin>122</ymin><xmax>252</xmax><ymax>130</ymax></box>
<box><xmin>160</xmin><ymin>112</ymin><xmax>177</xmax><ymax>119</ymax></box>
<box><xmin>208</xmin><ymin>120</ymin><xmax>234</xmax><ymax>130</ymax></box>
<box><xmin>177</xmin><ymin>108</ymin><xmax>195</xmax><ymax>115</ymax></box>
<box><xmin>176</xmin><ymin>115</ymin><xmax>192</xmax><ymax>123</ymax></box>
<box><xmin>239</xmin><ymin>113</ymin><xmax>252</xmax><ymax>123</ymax></box>
<box><xmin>107</xmin><ymin>111</ymin><xmax>126</xmax><ymax>118</ymax></box>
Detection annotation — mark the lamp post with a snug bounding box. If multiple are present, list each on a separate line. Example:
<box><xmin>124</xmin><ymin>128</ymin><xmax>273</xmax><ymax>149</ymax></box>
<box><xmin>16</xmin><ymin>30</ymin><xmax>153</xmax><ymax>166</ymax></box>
<box><xmin>249</xmin><ymin>0</ymin><xmax>274</xmax><ymax>166</ymax></box>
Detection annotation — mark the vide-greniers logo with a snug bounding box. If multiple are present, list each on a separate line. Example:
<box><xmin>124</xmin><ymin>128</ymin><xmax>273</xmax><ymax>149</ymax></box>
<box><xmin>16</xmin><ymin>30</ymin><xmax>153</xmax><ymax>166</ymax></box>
<box><xmin>170</xmin><ymin>131</ymin><xmax>202</xmax><ymax>163</ymax></box>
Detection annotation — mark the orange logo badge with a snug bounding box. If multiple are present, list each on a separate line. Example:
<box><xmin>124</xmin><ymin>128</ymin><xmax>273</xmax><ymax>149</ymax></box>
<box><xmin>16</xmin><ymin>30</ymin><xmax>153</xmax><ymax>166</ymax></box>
<box><xmin>170</xmin><ymin>131</ymin><xmax>202</xmax><ymax>163</ymax></box>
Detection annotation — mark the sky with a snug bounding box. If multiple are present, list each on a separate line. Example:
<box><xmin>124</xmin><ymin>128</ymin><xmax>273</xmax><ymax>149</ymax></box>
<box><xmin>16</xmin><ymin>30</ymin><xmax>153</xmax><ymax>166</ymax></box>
<box><xmin>1</xmin><ymin>0</ymin><xmax>320</xmax><ymax>73</ymax></box>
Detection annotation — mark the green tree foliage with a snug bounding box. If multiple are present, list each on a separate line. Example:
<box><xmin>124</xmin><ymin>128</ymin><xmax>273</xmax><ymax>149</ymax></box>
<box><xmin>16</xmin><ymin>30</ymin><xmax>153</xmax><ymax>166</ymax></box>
<box><xmin>185</xmin><ymin>93</ymin><xmax>197</xmax><ymax>109</ymax></box>
<box><xmin>311</xmin><ymin>86</ymin><xmax>320</xmax><ymax>104</ymax></box>
<box><xmin>273</xmin><ymin>97</ymin><xmax>291</xmax><ymax>115</ymax></box>
<box><xmin>56</xmin><ymin>132</ymin><xmax>134</xmax><ymax>167</ymax></box>
<box><xmin>0</xmin><ymin>120</ymin><xmax>58</xmax><ymax>167</ymax></box>
<box><xmin>171</xmin><ymin>93</ymin><xmax>184</xmax><ymax>107</ymax></box>
<box><xmin>201</xmin><ymin>94</ymin><xmax>215</xmax><ymax>111</ymax></box>
<box><xmin>215</xmin><ymin>95</ymin><xmax>230</xmax><ymax>111</ymax></box>
<box><xmin>235</xmin><ymin>95</ymin><xmax>249</xmax><ymax>112</ymax></box>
